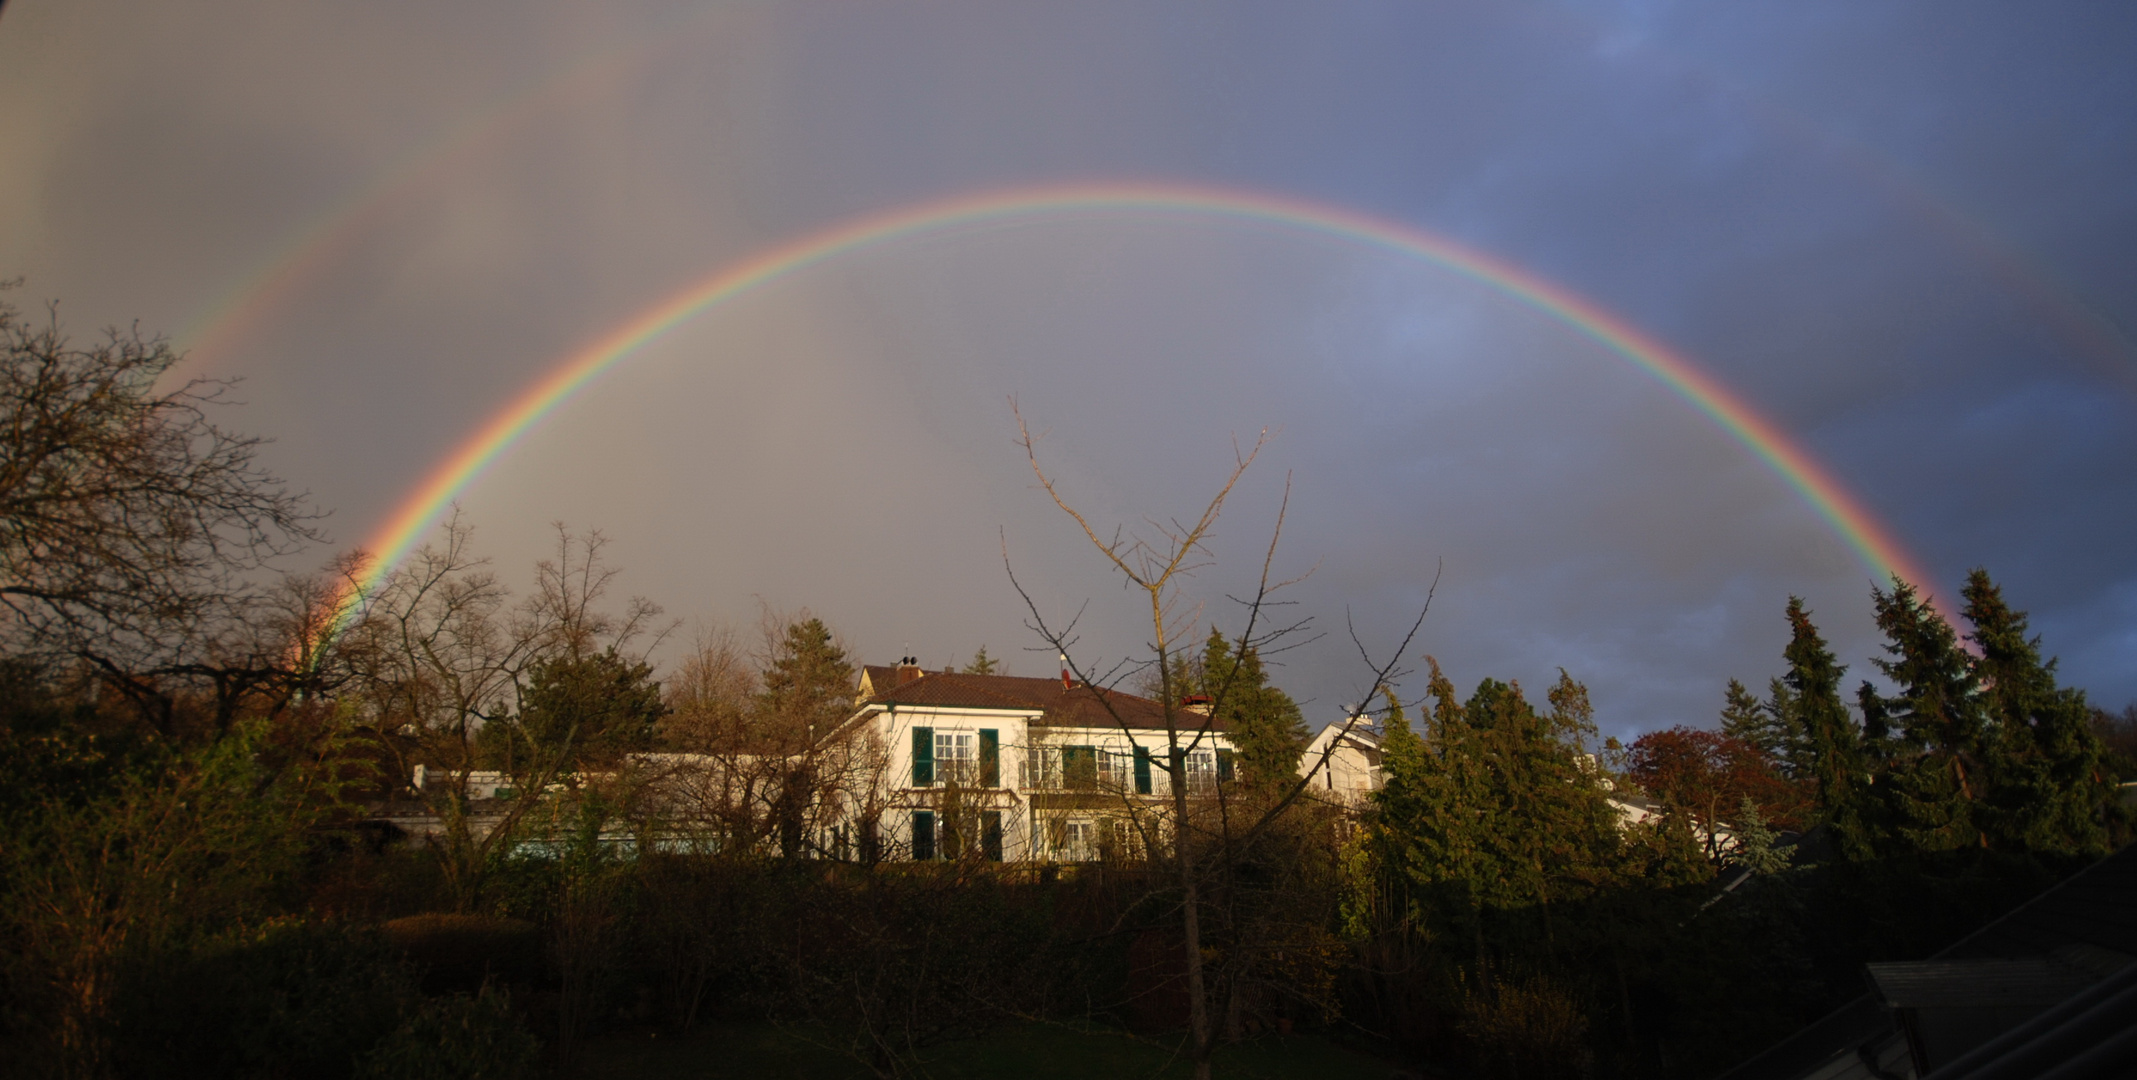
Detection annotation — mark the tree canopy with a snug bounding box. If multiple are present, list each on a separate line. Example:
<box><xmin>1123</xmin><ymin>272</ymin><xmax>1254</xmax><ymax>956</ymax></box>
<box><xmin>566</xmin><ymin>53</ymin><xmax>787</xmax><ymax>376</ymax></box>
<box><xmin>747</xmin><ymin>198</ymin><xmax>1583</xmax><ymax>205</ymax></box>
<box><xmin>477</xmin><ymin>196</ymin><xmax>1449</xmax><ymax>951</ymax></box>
<box><xmin>1197</xmin><ymin>628</ymin><xmax>1307</xmax><ymax>786</ymax></box>
<box><xmin>756</xmin><ymin>616</ymin><xmax>854</xmax><ymax>749</ymax></box>
<box><xmin>0</xmin><ymin>297</ymin><xmax>318</xmax><ymax>669</ymax></box>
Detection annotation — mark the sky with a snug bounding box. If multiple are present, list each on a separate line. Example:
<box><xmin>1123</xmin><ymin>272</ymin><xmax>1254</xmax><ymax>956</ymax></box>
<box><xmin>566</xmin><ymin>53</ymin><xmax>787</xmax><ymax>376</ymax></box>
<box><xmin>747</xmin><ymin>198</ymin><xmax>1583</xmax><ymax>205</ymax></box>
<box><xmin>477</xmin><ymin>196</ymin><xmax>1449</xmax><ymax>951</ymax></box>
<box><xmin>1</xmin><ymin>1</ymin><xmax>2132</xmax><ymax>739</ymax></box>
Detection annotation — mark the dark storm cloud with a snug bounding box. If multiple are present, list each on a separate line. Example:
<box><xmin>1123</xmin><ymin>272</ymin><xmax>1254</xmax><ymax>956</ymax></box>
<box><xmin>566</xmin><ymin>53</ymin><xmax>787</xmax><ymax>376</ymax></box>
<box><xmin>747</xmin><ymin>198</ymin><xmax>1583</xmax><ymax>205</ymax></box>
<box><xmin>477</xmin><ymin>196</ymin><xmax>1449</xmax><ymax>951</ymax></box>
<box><xmin>2</xmin><ymin>1</ymin><xmax>2131</xmax><ymax>734</ymax></box>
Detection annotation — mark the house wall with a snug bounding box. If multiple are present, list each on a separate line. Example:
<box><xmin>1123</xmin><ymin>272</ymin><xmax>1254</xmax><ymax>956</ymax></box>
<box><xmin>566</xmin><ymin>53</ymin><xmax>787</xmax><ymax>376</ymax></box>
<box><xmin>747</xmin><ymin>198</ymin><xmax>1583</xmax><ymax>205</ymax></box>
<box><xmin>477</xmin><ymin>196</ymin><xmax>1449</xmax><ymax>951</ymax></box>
<box><xmin>1300</xmin><ymin>724</ymin><xmax>1383</xmax><ymax>806</ymax></box>
<box><xmin>837</xmin><ymin>703</ymin><xmax>1236</xmax><ymax>863</ymax></box>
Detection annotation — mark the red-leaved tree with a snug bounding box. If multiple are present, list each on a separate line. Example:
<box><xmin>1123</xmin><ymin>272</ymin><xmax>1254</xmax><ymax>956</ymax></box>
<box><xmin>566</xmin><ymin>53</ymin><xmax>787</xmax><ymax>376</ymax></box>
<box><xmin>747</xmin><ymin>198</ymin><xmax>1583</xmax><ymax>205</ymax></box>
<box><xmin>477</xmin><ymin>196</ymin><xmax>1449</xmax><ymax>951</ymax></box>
<box><xmin>1625</xmin><ymin>727</ymin><xmax>1808</xmax><ymax>855</ymax></box>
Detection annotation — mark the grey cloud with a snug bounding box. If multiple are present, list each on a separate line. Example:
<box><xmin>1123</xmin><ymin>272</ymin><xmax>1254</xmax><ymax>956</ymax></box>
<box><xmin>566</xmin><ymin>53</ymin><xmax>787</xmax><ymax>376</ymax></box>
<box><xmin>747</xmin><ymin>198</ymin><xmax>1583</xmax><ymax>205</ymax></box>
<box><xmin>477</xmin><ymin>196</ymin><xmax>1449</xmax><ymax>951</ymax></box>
<box><xmin>1</xmin><ymin>0</ymin><xmax>2131</xmax><ymax>736</ymax></box>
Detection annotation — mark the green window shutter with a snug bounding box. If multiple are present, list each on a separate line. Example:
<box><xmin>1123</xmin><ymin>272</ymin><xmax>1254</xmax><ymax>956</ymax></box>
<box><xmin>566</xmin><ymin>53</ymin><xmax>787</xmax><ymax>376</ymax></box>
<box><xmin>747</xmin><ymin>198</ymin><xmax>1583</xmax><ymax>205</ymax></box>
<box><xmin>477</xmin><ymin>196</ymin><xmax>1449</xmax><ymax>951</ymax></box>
<box><xmin>912</xmin><ymin>727</ymin><xmax>934</xmax><ymax>786</ymax></box>
<box><xmin>1133</xmin><ymin>746</ymin><xmax>1152</xmax><ymax>795</ymax></box>
<box><xmin>982</xmin><ymin>811</ymin><xmax>1004</xmax><ymax>861</ymax></box>
<box><xmin>1216</xmin><ymin>749</ymin><xmax>1235</xmax><ymax>783</ymax></box>
<box><xmin>911</xmin><ymin>810</ymin><xmax>935</xmax><ymax>861</ymax></box>
<box><xmin>979</xmin><ymin>729</ymin><xmax>1000</xmax><ymax>787</ymax></box>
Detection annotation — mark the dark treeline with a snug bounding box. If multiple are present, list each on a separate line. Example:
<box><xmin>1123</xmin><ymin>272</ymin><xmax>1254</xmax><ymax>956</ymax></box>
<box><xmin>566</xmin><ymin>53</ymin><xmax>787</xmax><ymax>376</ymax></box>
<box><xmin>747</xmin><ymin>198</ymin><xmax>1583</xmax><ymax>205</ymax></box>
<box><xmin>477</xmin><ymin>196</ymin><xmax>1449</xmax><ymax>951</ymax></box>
<box><xmin>1342</xmin><ymin>579</ymin><xmax>2132</xmax><ymax>1078</ymax></box>
<box><xmin>1</xmin><ymin>296</ymin><xmax>2131</xmax><ymax>1079</ymax></box>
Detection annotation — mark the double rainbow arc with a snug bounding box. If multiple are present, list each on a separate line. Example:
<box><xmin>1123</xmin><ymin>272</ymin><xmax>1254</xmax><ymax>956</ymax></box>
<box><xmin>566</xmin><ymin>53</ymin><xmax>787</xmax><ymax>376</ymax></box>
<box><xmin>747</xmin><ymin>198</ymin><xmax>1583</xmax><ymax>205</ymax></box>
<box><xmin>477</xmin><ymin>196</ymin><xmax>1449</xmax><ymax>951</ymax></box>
<box><xmin>344</xmin><ymin>181</ymin><xmax>1936</xmax><ymax>613</ymax></box>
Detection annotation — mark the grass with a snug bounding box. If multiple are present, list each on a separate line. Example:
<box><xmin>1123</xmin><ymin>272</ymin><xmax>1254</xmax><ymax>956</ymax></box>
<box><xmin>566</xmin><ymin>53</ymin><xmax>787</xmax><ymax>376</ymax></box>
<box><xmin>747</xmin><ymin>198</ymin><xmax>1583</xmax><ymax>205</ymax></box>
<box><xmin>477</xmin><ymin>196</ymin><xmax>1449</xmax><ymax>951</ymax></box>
<box><xmin>578</xmin><ymin>1019</ymin><xmax>1403</xmax><ymax>1080</ymax></box>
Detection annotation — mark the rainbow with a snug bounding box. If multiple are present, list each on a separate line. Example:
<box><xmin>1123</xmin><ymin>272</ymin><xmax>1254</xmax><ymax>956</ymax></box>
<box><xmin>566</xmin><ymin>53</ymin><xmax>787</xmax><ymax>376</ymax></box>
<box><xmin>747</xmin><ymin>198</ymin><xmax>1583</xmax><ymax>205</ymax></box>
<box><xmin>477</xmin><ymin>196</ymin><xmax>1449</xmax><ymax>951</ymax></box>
<box><xmin>343</xmin><ymin>180</ymin><xmax>1939</xmax><ymax>612</ymax></box>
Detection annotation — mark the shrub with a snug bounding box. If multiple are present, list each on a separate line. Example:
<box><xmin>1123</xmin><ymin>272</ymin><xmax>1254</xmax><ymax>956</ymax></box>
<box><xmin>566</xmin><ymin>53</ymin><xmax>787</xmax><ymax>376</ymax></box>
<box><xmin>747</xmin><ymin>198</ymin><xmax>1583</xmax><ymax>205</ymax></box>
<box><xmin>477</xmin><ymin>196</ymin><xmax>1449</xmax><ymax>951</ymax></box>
<box><xmin>382</xmin><ymin>913</ymin><xmax>541</xmax><ymax>994</ymax></box>
<box><xmin>1456</xmin><ymin>974</ymin><xmax>1593</xmax><ymax>1080</ymax></box>
<box><xmin>108</xmin><ymin>920</ymin><xmax>413</xmax><ymax>1080</ymax></box>
<box><xmin>356</xmin><ymin>987</ymin><xmax>540</xmax><ymax>1080</ymax></box>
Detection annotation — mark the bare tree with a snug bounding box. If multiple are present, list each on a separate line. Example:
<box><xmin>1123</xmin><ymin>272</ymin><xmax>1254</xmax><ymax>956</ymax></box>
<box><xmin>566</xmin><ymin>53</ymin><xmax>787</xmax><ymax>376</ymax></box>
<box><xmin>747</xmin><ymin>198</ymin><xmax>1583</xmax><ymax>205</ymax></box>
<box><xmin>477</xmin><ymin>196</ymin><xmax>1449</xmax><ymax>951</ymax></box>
<box><xmin>0</xmin><ymin>295</ymin><xmax>321</xmax><ymax>725</ymax></box>
<box><xmin>340</xmin><ymin>518</ymin><xmax>663</xmax><ymax>909</ymax></box>
<box><xmin>1005</xmin><ymin>401</ymin><xmax>1429</xmax><ymax>1080</ymax></box>
<box><xmin>648</xmin><ymin>615</ymin><xmax>891</xmax><ymax>861</ymax></box>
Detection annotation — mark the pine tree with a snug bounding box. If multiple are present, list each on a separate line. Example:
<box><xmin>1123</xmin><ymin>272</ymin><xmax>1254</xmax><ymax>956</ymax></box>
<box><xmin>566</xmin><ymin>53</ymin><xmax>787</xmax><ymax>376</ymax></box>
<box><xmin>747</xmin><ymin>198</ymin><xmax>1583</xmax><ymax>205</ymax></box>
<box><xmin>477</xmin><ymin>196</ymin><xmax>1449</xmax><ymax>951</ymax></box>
<box><xmin>515</xmin><ymin>649</ymin><xmax>667</xmax><ymax>768</ymax></box>
<box><xmin>1780</xmin><ymin>598</ymin><xmax>1873</xmax><ymax>861</ymax></box>
<box><xmin>756</xmin><ymin>617</ymin><xmax>855</xmax><ymax>747</ymax></box>
<box><xmin>1373</xmin><ymin>658</ymin><xmax>1496</xmax><ymax>976</ymax></box>
<box><xmin>1380</xmin><ymin>663</ymin><xmax>1622</xmax><ymax>961</ymax></box>
<box><xmin>1199</xmin><ymin>628</ymin><xmax>1307</xmax><ymax>786</ymax></box>
<box><xmin>1377</xmin><ymin>683</ymin><xmax>1423</xmax><ymax>768</ymax></box>
<box><xmin>1424</xmin><ymin>655</ymin><xmax>1466</xmax><ymax>734</ymax></box>
<box><xmin>961</xmin><ymin>646</ymin><xmax>1001</xmax><ymax>676</ymax></box>
<box><xmin>753</xmin><ymin>617</ymin><xmax>854</xmax><ymax>857</ymax></box>
<box><xmin>1720</xmin><ymin>678</ymin><xmax>1789</xmax><ymax>765</ymax></box>
<box><xmin>1868</xmin><ymin>578</ymin><xmax>1984</xmax><ymax>852</ymax></box>
<box><xmin>1962</xmin><ymin>570</ymin><xmax>2115</xmax><ymax>857</ymax></box>
<box><xmin>1730</xmin><ymin>797</ymin><xmax>1791</xmax><ymax>875</ymax></box>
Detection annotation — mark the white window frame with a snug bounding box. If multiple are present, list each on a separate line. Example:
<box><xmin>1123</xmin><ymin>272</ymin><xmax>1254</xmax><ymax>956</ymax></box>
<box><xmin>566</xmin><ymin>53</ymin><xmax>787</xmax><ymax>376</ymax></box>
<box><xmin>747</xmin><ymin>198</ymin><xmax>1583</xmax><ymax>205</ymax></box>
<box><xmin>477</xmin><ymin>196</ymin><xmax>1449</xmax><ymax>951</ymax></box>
<box><xmin>935</xmin><ymin>731</ymin><xmax>976</xmax><ymax>785</ymax></box>
<box><xmin>1061</xmin><ymin>819</ymin><xmax>1097</xmax><ymax>862</ymax></box>
<box><xmin>1183</xmin><ymin>750</ymin><xmax>1215</xmax><ymax>796</ymax></box>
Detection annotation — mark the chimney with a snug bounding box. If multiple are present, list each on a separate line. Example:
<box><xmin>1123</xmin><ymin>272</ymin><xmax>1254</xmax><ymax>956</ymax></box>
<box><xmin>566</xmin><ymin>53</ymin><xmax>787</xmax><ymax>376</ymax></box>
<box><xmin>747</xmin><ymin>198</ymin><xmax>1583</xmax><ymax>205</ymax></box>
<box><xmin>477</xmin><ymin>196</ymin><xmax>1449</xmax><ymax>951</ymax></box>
<box><xmin>894</xmin><ymin>656</ymin><xmax>923</xmax><ymax>687</ymax></box>
<box><xmin>1180</xmin><ymin>694</ymin><xmax>1213</xmax><ymax>716</ymax></box>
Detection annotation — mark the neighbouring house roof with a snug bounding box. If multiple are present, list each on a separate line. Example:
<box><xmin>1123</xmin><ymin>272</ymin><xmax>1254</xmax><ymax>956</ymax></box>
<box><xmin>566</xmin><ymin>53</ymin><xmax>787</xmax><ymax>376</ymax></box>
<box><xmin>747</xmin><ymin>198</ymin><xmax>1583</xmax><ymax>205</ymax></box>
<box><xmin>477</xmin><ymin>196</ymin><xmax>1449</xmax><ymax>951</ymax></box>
<box><xmin>853</xmin><ymin>668</ymin><xmax>1225</xmax><ymax>733</ymax></box>
<box><xmin>1716</xmin><ymin>840</ymin><xmax>2137</xmax><ymax>1080</ymax></box>
<box><xmin>1306</xmin><ymin>721</ymin><xmax>1383</xmax><ymax>760</ymax></box>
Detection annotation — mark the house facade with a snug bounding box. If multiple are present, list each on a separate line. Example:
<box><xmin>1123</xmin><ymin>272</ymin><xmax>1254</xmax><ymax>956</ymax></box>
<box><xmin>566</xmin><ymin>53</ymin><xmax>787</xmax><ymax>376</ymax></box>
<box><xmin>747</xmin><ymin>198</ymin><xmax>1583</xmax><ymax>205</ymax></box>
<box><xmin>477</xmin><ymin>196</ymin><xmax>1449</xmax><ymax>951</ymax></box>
<box><xmin>820</xmin><ymin>662</ymin><xmax>1238</xmax><ymax>863</ymax></box>
<box><xmin>1300</xmin><ymin>722</ymin><xmax>1383</xmax><ymax>806</ymax></box>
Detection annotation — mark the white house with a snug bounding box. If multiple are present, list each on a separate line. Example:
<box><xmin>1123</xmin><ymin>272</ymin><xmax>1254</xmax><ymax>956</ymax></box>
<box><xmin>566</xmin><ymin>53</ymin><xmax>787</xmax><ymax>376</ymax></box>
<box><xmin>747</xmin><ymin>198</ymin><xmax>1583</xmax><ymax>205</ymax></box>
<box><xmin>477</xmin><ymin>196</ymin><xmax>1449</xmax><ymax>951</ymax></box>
<box><xmin>819</xmin><ymin>662</ymin><xmax>1238</xmax><ymax>863</ymax></box>
<box><xmin>1300</xmin><ymin>722</ymin><xmax>1383</xmax><ymax>804</ymax></box>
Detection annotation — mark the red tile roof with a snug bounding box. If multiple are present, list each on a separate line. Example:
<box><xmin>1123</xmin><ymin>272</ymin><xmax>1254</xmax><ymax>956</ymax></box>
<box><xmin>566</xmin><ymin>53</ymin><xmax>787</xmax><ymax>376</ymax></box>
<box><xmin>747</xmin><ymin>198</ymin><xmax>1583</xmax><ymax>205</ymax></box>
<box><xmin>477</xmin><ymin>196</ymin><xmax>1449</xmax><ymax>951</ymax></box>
<box><xmin>856</xmin><ymin>669</ymin><xmax>1223</xmax><ymax>732</ymax></box>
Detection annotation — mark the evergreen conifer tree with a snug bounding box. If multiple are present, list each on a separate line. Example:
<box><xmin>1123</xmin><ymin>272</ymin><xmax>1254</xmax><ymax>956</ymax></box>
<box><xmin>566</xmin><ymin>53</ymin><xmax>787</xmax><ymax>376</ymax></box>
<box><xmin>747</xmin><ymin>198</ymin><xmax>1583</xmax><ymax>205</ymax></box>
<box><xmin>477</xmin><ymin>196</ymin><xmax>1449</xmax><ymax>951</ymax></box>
<box><xmin>756</xmin><ymin>617</ymin><xmax>855</xmax><ymax>747</ymax></box>
<box><xmin>1377</xmin><ymin>683</ymin><xmax>1423</xmax><ymax>770</ymax></box>
<box><xmin>1424</xmin><ymin>655</ymin><xmax>1466</xmax><ymax>734</ymax></box>
<box><xmin>512</xmin><ymin>649</ymin><xmax>666</xmax><ymax>769</ymax></box>
<box><xmin>1373</xmin><ymin>658</ymin><xmax>1495</xmax><ymax>976</ymax></box>
<box><xmin>1729</xmin><ymin>796</ymin><xmax>1791</xmax><ymax>875</ymax></box>
<box><xmin>1198</xmin><ymin>628</ymin><xmax>1307</xmax><ymax>786</ymax></box>
<box><xmin>1764</xmin><ymin>676</ymin><xmax>1811</xmax><ymax>779</ymax></box>
<box><xmin>1720</xmin><ymin>678</ymin><xmax>1790</xmax><ymax>766</ymax></box>
<box><xmin>1375</xmin><ymin>659</ymin><xmax>1623</xmax><ymax>978</ymax></box>
<box><xmin>1962</xmin><ymin>570</ymin><xmax>2116</xmax><ymax>857</ymax></box>
<box><xmin>961</xmin><ymin>646</ymin><xmax>1001</xmax><ymax>676</ymax></box>
<box><xmin>1780</xmin><ymin>598</ymin><xmax>1873</xmax><ymax>861</ymax></box>
<box><xmin>1868</xmin><ymin>579</ymin><xmax>1984</xmax><ymax>852</ymax></box>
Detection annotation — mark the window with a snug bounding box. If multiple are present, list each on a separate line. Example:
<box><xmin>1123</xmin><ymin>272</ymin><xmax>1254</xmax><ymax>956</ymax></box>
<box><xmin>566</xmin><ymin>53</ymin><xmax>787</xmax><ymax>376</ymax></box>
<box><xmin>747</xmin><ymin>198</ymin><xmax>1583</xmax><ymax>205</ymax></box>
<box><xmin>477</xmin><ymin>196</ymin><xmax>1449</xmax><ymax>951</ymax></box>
<box><xmin>1096</xmin><ymin>748</ymin><xmax>1125</xmax><ymax>790</ymax></box>
<box><xmin>1023</xmin><ymin>746</ymin><xmax>1060</xmax><ymax>789</ymax></box>
<box><xmin>1063</xmin><ymin>746</ymin><xmax>1098</xmax><ymax>789</ymax></box>
<box><xmin>981</xmin><ymin>811</ymin><xmax>1003</xmax><ymax>862</ymax></box>
<box><xmin>1061</xmin><ymin>820</ymin><xmax>1096</xmax><ymax>861</ymax></box>
<box><xmin>935</xmin><ymin>731</ymin><xmax>976</xmax><ymax>785</ymax></box>
<box><xmin>1106</xmin><ymin>819</ymin><xmax>1143</xmax><ymax>860</ymax></box>
<box><xmin>910</xmin><ymin>810</ymin><xmax>936</xmax><ymax>861</ymax></box>
<box><xmin>1183</xmin><ymin>751</ymin><xmax>1215</xmax><ymax>796</ymax></box>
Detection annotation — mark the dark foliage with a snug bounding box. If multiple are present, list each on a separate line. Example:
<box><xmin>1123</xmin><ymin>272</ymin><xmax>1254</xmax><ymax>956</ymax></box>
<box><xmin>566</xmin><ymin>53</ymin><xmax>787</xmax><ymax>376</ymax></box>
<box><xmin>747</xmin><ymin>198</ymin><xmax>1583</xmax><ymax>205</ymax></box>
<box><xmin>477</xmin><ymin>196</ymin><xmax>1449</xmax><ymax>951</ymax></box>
<box><xmin>107</xmin><ymin>921</ymin><xmax>413</xmax><ymax>1080</ymax></box>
